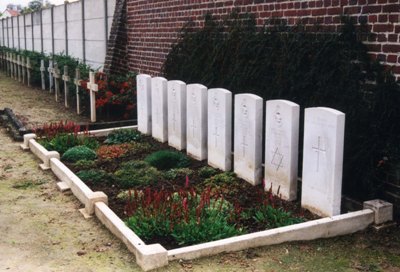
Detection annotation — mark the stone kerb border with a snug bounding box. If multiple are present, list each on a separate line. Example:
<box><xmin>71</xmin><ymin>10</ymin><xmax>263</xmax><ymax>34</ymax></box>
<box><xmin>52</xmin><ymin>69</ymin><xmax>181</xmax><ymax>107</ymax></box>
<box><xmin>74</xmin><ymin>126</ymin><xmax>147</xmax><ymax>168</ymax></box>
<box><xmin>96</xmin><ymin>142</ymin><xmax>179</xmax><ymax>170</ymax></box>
<box><xmin>21</xmin><ymin>128</ymin><xmax>392</xmax><ymax>271</ymax></box>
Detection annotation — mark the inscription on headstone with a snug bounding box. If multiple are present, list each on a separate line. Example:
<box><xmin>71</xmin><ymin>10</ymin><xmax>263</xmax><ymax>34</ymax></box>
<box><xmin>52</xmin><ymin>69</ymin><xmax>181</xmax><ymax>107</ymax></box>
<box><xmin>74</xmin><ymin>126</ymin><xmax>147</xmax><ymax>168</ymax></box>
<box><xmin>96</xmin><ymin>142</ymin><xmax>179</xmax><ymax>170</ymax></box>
<box><xmin>207</xmin><ymin>88</ymin><xmax>232</xmax><ymax>171</ymax></box>
<box><xmin>264</xmin><ymin>100</ymin><xmax>299</xmax><ymax>201</ymax></box>
<box><xmin>301</xmin><ymin>107</ymin><xmax>345</xmax><ymax>217</ymax></box>
<box><xmin>233</xmin><ymin>94</ymin><xmax>263</xmax><ymax>185</ymax></box>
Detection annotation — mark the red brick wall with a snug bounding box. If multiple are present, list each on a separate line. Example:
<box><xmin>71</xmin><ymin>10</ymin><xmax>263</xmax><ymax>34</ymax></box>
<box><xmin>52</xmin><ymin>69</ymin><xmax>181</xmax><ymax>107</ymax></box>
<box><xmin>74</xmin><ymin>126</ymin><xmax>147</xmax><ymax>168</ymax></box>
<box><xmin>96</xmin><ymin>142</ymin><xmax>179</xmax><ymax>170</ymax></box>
<box><xmin>126</xmin><ymin>0</ymin><xmax>400</xmax><ymax>79</ymax></box>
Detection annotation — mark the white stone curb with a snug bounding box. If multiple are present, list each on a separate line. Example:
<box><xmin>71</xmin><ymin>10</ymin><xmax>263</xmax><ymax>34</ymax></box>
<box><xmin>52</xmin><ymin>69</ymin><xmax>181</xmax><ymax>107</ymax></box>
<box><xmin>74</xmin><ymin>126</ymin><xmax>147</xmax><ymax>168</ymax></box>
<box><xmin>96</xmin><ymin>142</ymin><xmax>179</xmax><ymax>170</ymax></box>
<box><xmin>167</xmin><ymin>209</ymin><xmax>375</xmax><ymax>261</ymax></box>
<box><xmin>20</xmin><ymin>129</ymin><xmax>392</xmax><ymax>271</ymax></box>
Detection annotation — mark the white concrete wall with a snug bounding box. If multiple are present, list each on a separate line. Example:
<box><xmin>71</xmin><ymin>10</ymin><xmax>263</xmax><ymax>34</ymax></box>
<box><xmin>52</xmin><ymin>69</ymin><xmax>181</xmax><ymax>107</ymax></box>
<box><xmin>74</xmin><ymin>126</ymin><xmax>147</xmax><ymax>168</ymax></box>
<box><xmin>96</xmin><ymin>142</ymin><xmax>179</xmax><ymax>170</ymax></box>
<box><xmin>33</xmin><ymin>12</ymin><xmax>42</xmax><ymax>52</ymax></box>
<box><xmin>42</xmin><ymin>9</ymin><xmax>52</xmax><ymax>54</ymax></box>
<box><xmin>25</xmin><ymin>14</ymin><xmax>33</xmax><ymax>51</ymax></box>
<box><xmin>18</xmin><ymin>16</ymin><xmax>25</xmax><ymax>50</ymax></box>
<box><xmin>67</xmin><ymin>1</ymin><xmax>83</xmax><ymax>60</ymax></box>
<box><xmin>0</xmin><ymin>0</ymin><xmax>116</xmax><ymax>69</ymax></box>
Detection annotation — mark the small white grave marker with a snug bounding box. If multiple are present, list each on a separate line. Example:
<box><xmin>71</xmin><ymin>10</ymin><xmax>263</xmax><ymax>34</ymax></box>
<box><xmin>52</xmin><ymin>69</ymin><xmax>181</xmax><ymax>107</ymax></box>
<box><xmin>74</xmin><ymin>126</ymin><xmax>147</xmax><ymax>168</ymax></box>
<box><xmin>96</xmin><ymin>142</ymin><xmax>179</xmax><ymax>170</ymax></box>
<box><xmin>53</xmin><ymin>64</ymin><xmax>61</xmax><ymax>101</ymax></box>
<box><xmin>74</xmin><ymin>68</ymin><xmax>82</xmax><ymax>115</ymax></box>
<box><xmin>301</xmin><ymin>107</ymin><xmax>345</xmax><ymax>217</ymax></box>
<box><xmin>151</xmin><ymin>77</ymin><xmax>168</xmax><ymax>142</ymax></box>
<box><xmin>264</xmin><ymin>100</ymin><xmax>300</xmax><ymax>201</ymax></box>
<box><xmin>48</xmin><ymin>60</ymin><xmax>54</xmax><ymax>93</ymax></box>
<box><xmin>62</xmin><ymin>65</ymin><xmax>70</xmax><ymax>108</ymax></box>
<box><xmin>207</xmin><ymin>88</ymin><xmax>232</xmax><ymax>171</ymax></box>
<box><xmin>167</xmin><ymin>80</ymin><xmax>187</xmax><ymax>150</ymax></box>
<box><xmin>40</xmin><ymin>60</ymin><xmax>46</xmax><ymax>90</ymax></box>
<box><xmin>17</xmin><ymin>55</ymin><xmax>22</xmax><ymax>82</ymax></box>
<box><xmin>136</xmin><ymin>74</ymin><xmax>152</xmax><ymax>135</ymax></box>
<box><xmin>186</xmin><ymin>84</ymin><xmax>208</xmax><ymax>161</ymax></box>
<box><xmin>26</xmin><ymin>57</ymin><xmax>32</xmax><ymax>87</ymax></box>
<box><xmin>87</xmin><ymin>71</ymin><xmax>99</xmax><ymax>122</ymax></box>
<box><xmin>234</xmin><ymin>94</ymin><xmax>263</xmax><ymax>185</ymax></box>
<box><xmin>21</xmin><ymin>56</ymin><xmax>26</xmax><ymax>84</ymax></box>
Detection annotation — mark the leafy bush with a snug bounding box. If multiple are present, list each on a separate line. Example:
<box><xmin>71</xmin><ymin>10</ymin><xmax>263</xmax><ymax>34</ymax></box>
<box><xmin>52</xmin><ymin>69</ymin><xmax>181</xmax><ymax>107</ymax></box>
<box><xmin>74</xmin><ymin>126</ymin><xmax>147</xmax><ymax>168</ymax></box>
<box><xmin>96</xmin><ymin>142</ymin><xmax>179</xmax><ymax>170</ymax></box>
<box><xmin>73</xmin><ymin>159</ymin><xmax>96</xmax><ymax>170</ymax></box>
<box><xmin>251</xmin><ymin>206</ymin><xmax>304</xmax><ymax>228</ymax></box>
<box><xmin>39</xmin><ymin>133</ymin><xmax>99</xmax><ymax>155</ymax></box>
<box><xmin>61</xmin><ymin>146</ymin><xmax>97</xmax><ymax>162</ymax></box>
<box><xmin>163</xmin><ymin>168</ymin><xmax>194</xmax><ymax>180</ymax></box>
<box><xmin>76</xmin><ymin>169</ymin><xmax>112</xmax><ymax>184</ymax></box>
<box><xmin>163</xmin><ymin>13</ymin><xmax>400</xmax><ymax>200</ymax></box>
<box><xmin>198</xmin><ymin>166</ymin><xmax>218</xmax><ymax>178</ymax></box>
<box><xmin>125</xmin><ymin>187</ymin><xmax>243</xmax><ymax>246</ymax></box>
<box><xmin>104</xmin><ymin>129</ymin><xmax>141</xmax><ymax>144</ymax></box>
<box><xmin>97</xmin><ymin>144</ymin><xmax>130</xmax><ymax>159</ymax></box>
<box><xmin>204</xmin><ymin>172</ymin><xmax>237</xmax><ymax>186</ymax></box>
<box><xmin>114</xmin><ymin>161</ymin><xmax>160</xmax><ymax>188</ymax></box>
<box><xmin>144</xmin><ymin>150</ymin><xmax>190</xmax><ymax>170</ymax></box>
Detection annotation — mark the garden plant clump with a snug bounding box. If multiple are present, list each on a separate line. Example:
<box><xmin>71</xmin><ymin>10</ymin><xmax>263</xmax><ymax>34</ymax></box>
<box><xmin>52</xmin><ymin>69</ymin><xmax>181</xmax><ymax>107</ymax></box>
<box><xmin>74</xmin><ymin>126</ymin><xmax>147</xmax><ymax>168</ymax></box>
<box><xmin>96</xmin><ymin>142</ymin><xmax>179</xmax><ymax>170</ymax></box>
<box><xmin>41</xmin><ymin>127</ymin><xmax>314</xmax><ymax>249</ymax></box>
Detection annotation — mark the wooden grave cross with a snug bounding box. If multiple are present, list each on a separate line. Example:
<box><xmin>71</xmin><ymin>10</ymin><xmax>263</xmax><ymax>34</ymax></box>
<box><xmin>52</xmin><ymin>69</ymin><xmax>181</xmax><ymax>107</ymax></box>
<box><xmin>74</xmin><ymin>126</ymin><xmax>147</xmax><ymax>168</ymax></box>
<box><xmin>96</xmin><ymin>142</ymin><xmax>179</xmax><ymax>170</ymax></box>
<box><xmin>87</xmin><ymin>71</ymin><xmax>98</xmax><ymax>122</ymax></box>
<box><xmin>74</xmin><ymin>68</ymin><xmax>82</xmax><ymax>115</ymax></box>
<box><xmin>26</xmin><ymin>57</ymin><xmax>32</xmax><ymax>87</ymax></box>
<box><xmin>62</xmin><ymin>66</ymin><xmax>70</xmax><ymax>108</ymax></box>
<box><xmin>40</xmin><ymin>60</ymin><xmax>46</xmax><ymax>90</ymax></box>
<box><xmin>53</xmin><ymin>64</ymin><xmax>61</xmax><ymax>102</ymax></box>
<box><xmin>47</xmin><ymin>60</ymin><xmax>54</xmax><ymax>93</ymax></box>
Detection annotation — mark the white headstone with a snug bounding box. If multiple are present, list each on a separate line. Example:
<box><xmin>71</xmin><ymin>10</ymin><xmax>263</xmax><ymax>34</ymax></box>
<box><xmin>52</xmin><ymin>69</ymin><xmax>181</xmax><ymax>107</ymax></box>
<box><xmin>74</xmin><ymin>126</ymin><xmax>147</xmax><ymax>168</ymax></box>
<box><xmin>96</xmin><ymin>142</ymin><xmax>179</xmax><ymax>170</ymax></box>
<box><xmin>186</xmin><ymin>84</ymin><xmax>208</xmax><ymax>161</ymax></box>
<box><xmin>167</xmin><ymin>80</ymin><xmax>187</xmax><ymax>150</ymax></box>
<box><xmin>264</xmin><ymin>100</ymin><xmax>300</xmax><ymax>201</ymax></box>
<box><xmin>87</xmin><ymin>71</ymin><xmax>99</xmax><ymax>123</ymax></box>
<box><xmin>207</xmin><ymin>88</ymin><xmax>232</xmax><ymax>171</ymax></box>
<box><xmin>40</xmin><ymin>60</ymin><xmax>46</xmax><ymax>90</ymax></box>
<box><xmin>234</xmin><ymin>94</ymin><xmax>263</xmax><ymax>185</ymax></box>
<box><xmin>137</xmin><ymin>74</ymin><xmax>152</xmax><ymax>135</ymax></box>
<box><xmin>301</xmin><ymin>107</ymin><xmax>345</xmax><ymax>217</ymax></box>
<box><xmin>74</xmin><ymin>68</ymin><xmax>82</xmax><ymax>115</ymax></box>
<box><xmin>151</xmin><ymin>77</ymin><xmax>168</xmax><ymax>142</ymax></box>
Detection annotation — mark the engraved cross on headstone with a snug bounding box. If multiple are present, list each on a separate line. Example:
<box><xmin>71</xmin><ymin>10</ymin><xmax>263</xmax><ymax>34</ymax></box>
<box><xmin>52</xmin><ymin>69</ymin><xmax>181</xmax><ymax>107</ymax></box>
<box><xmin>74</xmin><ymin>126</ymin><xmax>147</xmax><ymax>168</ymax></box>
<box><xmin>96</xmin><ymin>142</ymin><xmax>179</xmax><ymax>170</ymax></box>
<box><xmin>312</xmin><ymin>136</ymin><xmax>326</xmax><ymax>172</ymax></box>
<box><xmin>52</xmin><ymin>64</ymin><xmax>61</xmax><ymax>102</ymax></box>
<box><xmin>62</xmin><ymin>65</ymin><xmax>70</xmax><ymax>108</ymax></box>
<box><xmin>241</xmin><ymin>134</ymin><xmax>248</xmax><ymax>157</ymax></box>
<box><xmin>40</xmin><ymin>60</ymin><xmax>46</xmax><ymax>90</ymax></box>
<box><xmin>87</xmin><ymin>71</ymin><xmax>98</xmax><ymax>122</ymax></box>
<box><xmin>213</xmin><ymin>126</ymin><xmax>220</xmax><ymax>148</ymax></box>
<box><xmin>74</xmin><ymin>68</ymin><xmax>82</xmax><ymax>115</ymax></box>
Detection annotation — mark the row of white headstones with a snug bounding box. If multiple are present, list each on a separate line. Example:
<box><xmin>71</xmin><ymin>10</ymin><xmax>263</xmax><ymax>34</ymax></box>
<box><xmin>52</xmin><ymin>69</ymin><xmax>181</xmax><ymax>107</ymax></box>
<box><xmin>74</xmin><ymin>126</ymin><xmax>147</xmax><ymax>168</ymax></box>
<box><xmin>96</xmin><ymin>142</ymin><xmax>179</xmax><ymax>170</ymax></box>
<box><xmin>0</xmin><ymin>52</ymin><xmax>99</xmax><ymax>123</ymax></box>
<box><xmin>137</xmin><ymin>74</ymin><xmax>346</xmax><ymax>217</ymax></box>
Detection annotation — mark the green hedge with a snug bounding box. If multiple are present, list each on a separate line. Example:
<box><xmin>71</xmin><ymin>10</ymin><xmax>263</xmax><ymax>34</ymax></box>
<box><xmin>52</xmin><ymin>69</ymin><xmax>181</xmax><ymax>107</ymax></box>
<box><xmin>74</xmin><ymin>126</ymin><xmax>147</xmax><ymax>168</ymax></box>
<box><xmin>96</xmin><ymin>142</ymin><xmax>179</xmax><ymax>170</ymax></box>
<box><xmin>164</xmin><ymin>13</ymin><xmax>400</xmax><ymax>200</ymax></box>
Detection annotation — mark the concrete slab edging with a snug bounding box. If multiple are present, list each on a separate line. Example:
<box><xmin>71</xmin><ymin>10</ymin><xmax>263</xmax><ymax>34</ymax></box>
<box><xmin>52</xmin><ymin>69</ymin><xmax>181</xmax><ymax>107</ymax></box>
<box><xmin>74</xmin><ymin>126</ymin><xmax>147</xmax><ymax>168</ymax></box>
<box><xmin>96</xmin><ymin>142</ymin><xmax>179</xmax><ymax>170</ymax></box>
<box><xmin>20</xmin><ymin>132</ymin><xmax>388</xmax><ymax>271</ymax></box>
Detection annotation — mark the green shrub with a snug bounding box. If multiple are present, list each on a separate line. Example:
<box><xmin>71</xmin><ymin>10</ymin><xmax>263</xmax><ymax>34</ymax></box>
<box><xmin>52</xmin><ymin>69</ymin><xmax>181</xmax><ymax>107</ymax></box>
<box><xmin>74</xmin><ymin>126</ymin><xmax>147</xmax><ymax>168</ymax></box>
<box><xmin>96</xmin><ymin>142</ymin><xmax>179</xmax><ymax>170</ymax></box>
<box><xmin>144</xmin><ymin>150</ymin><xmax>190</xmax><ymax>170</ymax></box>
<box><xmin>163</xmin><ymin>168</ymin><xmax>194</xmax><ymax>180</ymax></box>
<box><xmin>204</xmin><ymin>172</ymin><xmax>237</xmax><ymax>186</ymax></box>
<box><xmin>114</xmin><ymin>160</ymin><xmax>160</xmax><ymax>188</ymax></box>
<box><xmin>76</xmin><ymin>169</ymin><xmax>111</xmax><ymax>184</ymax></box>
<box><xmin>251</xmin><ymin>206</ymin><xmax>304</xmax><ymax>229</ymax></box>
<box><xmin>125</xmin><ymin>188</ymin><xmax>243</xmax><ymax>246</ymax></box>
<box><xmin>73</xmin><ymin>159</ymin><xmax>97</xmax><ymax>170</ymax></box>
<box><xmin>104</xmin><ymin>129</ymin><xmax>141</xmax><ymax>144</ymax></box>
<box><xmin>163</xmin><ymin>12</ymin><xmax>400</xmax><ymax>200</ymax></box>
<box><xmin>39</xmin><ymin>134</ymin><xmax>99</xmax><ymax>154</ymax></box>
<box><xmin>61</xmin><ymin>146</ymin><xmax>97</xmax><ymax>162</ymax></box>
<box><xmin>198</xmin><ymin>166</ymin><xmax>218</xmax><ymax>178</ymax></box>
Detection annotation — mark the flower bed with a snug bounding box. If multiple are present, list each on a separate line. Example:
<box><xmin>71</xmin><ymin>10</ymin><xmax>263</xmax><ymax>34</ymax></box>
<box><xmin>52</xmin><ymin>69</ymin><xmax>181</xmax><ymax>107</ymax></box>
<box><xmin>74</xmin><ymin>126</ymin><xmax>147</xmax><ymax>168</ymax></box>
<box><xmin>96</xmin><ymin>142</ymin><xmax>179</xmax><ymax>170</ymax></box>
<box><xmin>35</xmin><ymin>123</ymin><xmax>316</xmax><ymax>249</ymax></box>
